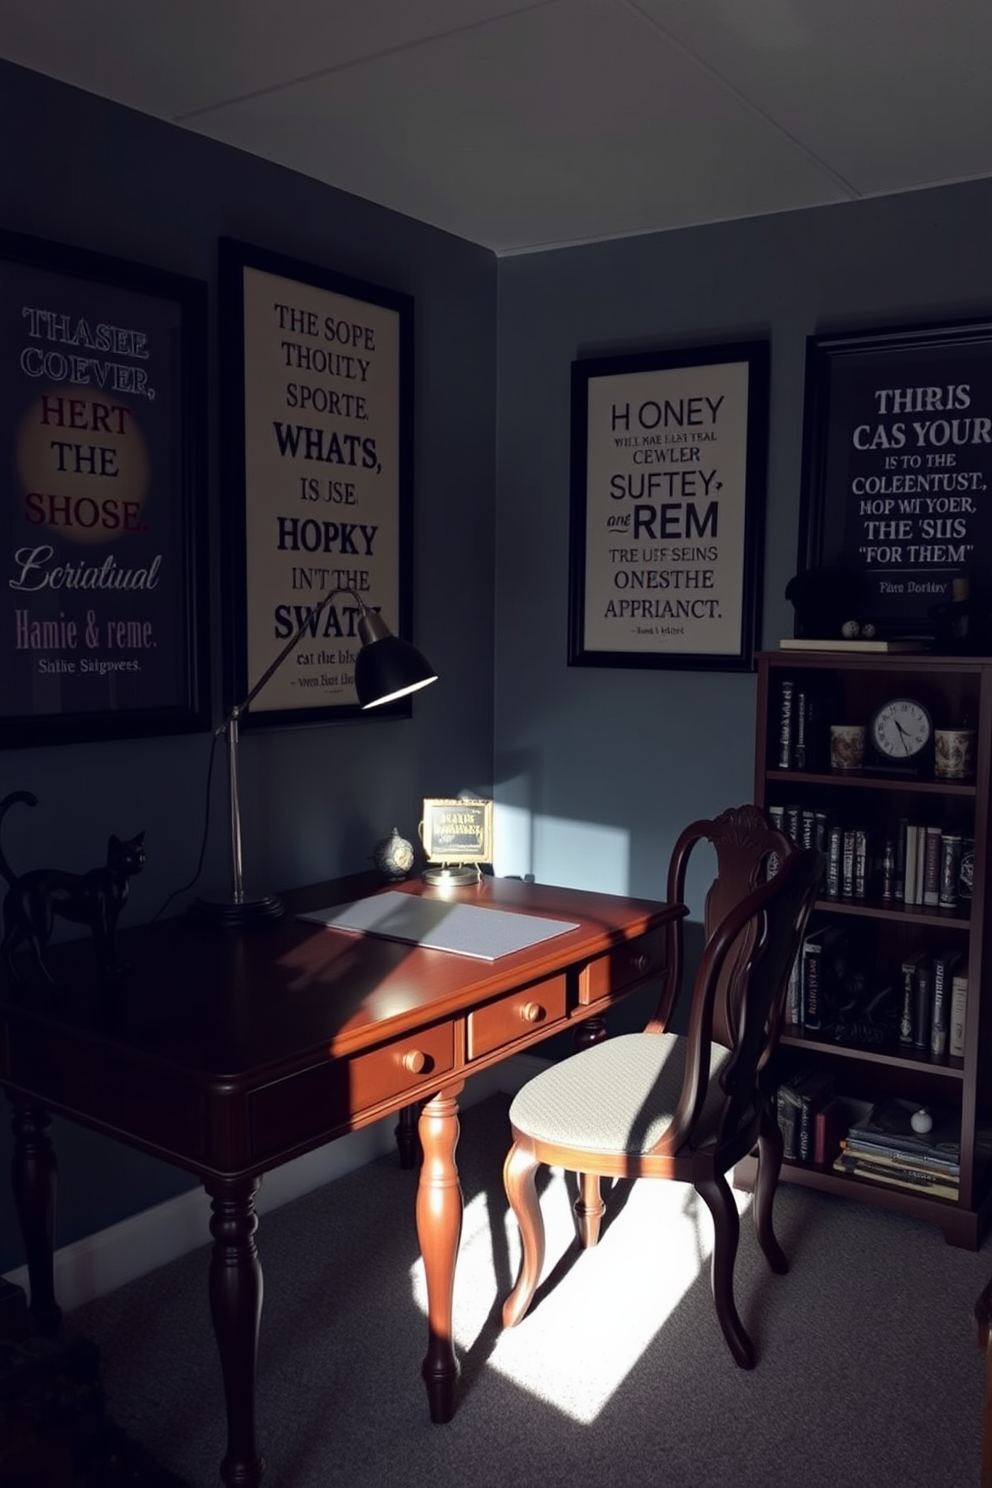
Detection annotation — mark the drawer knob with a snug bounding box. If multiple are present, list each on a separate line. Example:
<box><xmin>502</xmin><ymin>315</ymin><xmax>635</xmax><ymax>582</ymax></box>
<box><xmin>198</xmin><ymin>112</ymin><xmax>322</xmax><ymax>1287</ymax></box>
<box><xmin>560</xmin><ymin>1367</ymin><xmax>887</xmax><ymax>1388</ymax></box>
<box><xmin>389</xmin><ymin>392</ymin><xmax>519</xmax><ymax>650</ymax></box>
<box><xmin>402</xmin><ymin>1049</ymin><xmax>428</xmax><ymax>1073</ymax></box>
<box><xmin>631</xmin><ymin>952</ymin><xmax>650</xmax><ymax>972</ymax></box>
<box><xmin>521</xmin><ymin>1001</ymin><xmax>545</xmax><ymax>1023</ymax></box>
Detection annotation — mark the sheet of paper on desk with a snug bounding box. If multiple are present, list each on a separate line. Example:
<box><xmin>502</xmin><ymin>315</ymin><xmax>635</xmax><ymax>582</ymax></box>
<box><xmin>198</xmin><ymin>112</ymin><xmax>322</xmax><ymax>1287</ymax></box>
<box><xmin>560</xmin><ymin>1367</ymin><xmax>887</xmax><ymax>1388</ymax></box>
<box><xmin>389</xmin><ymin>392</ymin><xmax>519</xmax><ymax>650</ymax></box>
<box><xmin>297</xmin><ymin>891</ymin><xmax>579</xmax><ymax>960</ymax></box>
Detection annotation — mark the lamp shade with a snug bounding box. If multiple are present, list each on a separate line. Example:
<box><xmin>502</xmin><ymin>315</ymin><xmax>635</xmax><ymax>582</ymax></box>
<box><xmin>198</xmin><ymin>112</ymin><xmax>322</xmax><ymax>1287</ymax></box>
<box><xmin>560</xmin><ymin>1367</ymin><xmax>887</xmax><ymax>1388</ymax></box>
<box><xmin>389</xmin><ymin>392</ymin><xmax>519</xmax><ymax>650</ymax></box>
<box><xmin>355</xmin><ymin>610</ymin><xmax>438</xmax><ymax>709</ymax></box>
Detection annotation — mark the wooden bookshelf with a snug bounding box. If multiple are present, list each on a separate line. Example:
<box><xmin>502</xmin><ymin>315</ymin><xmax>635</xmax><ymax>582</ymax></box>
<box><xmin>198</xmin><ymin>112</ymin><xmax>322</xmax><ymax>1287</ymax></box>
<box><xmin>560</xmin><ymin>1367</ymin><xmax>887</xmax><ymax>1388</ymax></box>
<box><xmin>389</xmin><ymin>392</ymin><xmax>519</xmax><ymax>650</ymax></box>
<box><xmin>740</xmin><ymin>650</ymin><xmax>992</xmax><ymax>1248</ymax></box>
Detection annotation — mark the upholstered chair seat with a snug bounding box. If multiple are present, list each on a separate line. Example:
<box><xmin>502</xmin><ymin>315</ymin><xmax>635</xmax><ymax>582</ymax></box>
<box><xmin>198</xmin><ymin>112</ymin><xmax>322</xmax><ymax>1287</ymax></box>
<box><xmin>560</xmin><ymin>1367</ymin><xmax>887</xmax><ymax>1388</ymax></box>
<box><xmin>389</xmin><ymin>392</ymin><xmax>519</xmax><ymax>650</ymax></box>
<box><xmin>509</xmin><ymin>1032</ymin><xmax>732</xmax><ymax>1157</ymax></box>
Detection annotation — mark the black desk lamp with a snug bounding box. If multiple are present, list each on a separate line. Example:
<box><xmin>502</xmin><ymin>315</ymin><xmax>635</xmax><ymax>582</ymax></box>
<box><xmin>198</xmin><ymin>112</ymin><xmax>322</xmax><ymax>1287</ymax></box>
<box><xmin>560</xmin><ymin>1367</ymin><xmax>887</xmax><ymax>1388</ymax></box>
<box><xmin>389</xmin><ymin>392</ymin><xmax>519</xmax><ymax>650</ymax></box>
<box><xmin>194</xmin><ymin>589</ymin><xmax>438</xmax><ymax>927</ymax></box>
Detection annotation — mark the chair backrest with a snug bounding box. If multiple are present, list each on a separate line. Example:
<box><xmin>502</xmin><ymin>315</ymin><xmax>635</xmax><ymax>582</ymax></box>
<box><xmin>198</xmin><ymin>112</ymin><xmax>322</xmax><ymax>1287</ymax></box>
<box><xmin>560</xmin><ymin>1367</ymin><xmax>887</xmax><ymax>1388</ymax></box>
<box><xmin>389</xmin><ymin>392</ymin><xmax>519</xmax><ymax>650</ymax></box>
<box><xmin>655</xmin><ymin>845</ymin><xmax>822</xmax><ymax>1158</ymax></box>
<box><xmin>650</xmin><ymin>804</ymin><xmax>794</xmax><ymax>1033</ymax></box>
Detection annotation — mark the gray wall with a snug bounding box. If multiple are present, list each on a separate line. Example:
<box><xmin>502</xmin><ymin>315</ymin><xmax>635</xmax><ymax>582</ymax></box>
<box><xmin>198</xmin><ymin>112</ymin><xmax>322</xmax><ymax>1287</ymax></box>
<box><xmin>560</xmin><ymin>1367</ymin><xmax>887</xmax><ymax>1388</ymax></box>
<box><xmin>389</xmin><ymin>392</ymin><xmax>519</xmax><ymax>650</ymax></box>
<box><xmin>494</xmin><ymin>182</ymin><xmax>992</xmax><ymax>922</ymax></box>
<box><xmin>0</xmin><ymin>61</ymin><xmax>497</xmax><ymax>1269</ymax></box>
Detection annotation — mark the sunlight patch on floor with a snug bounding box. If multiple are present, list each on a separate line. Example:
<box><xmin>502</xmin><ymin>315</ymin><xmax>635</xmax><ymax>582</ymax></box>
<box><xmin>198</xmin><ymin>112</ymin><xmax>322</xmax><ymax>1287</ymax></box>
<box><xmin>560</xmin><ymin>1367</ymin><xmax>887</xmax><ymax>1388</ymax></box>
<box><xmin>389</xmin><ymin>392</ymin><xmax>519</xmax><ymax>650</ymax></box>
<box><xmin>409</xmin><ymin>1168</ymin><xmax>752</xmax><ymax>1424</ymax></box>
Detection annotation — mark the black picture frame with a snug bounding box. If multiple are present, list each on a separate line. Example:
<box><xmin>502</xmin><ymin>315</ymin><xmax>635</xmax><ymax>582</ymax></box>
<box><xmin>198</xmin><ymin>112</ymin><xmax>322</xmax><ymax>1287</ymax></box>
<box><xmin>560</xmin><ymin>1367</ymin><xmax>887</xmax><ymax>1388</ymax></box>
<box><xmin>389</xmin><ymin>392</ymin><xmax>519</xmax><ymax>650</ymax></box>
<box><xmin>568</xmin><ymin>340</ymin><xmax>769</xmax><ymax>672</ymax></box>
<box><xmin>798</xmin><ymin>317</ymin><xmax>992</xmax><ymax>638</ymax></box>
<box><xmin>0</xmin><ymin>229</ymin><xmax>208</xmax><ymax>748</ymax></box>
<box><xmin>219</xmin><ymin>238</ymin><xmax>414</xmax><ymax>729</ymax></box>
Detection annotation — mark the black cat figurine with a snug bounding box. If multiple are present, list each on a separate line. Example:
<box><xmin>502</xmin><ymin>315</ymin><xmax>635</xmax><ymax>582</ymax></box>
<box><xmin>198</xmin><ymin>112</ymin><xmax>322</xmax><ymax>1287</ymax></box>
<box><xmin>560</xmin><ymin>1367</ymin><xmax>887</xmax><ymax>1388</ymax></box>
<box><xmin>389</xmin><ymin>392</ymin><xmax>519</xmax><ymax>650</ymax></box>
<box><xmin>0</xmin><ymin>790</ymin><xmax>146</xmax><ymax>987</ymax></box>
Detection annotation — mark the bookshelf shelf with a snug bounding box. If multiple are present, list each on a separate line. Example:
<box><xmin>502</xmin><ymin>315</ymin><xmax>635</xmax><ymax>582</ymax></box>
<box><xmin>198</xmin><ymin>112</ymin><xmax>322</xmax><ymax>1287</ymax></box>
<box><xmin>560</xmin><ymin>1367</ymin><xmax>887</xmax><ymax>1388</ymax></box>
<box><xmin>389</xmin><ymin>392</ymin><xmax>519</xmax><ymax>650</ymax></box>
<box><xmin>765</xmin><ymin>768</ymin><xmax>976</xmax><ymax>797</ymax></box>
<box><xmin>736</xmin><ymin>1153</ymin><xmax>985</xmax><ymax>1246</ymax></box>
<box><xmin>780</xmin><ymin>1029</ymin><xmax>965</xmax><ymax>1078</ymax></box>
<box><xmin>813</xmin><ymin>897</ymin><xmax>970</xmax><ymax>928</ymax></box>
<box><xmin>749</xmin><ymin>649</ymin><xmax>992</xmax><ymax>1248</ymax></box>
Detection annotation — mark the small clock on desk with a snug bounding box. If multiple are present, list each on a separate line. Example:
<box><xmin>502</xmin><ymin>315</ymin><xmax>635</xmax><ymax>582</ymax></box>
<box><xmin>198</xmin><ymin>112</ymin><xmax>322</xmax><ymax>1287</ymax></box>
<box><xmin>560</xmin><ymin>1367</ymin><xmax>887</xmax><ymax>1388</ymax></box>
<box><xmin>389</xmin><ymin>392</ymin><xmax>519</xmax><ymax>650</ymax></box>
<box><xmin>866</xmin><ymin>697</ymin><xmax>934</xmax><ymax>776</ymax></box>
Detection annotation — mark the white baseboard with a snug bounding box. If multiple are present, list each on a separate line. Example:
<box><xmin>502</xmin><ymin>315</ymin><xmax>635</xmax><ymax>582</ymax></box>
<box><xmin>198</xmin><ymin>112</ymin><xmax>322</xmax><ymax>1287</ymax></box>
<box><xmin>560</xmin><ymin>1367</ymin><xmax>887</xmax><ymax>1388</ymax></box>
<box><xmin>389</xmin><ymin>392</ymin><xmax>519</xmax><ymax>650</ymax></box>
<box><xmin>2</xmin><ymin>1054</ymin><xmax>548</xmax><ymax>1315</ymax></box>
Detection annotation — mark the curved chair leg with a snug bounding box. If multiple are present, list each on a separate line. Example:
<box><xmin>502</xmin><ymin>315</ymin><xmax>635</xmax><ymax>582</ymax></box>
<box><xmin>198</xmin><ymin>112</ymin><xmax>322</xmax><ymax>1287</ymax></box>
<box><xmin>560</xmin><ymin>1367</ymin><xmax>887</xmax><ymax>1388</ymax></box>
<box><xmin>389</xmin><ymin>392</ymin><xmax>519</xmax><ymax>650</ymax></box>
<box><xmin>574</xmin><ymin>1171</ymin><xmax>606</xmax><ymax>1248</ymax></box>
<box><xmin>753</xmin><ymin>1107</ymin><xmax>789</xmax><ymax>1275</ymax></box>
<box><xmin>502</xmin><ymin>1141</ymin><xmax>545</xmax><ymax>1327</ymax></box>
<box><xmin>696</xmin><ymin>1173</ymin><xmax>755</xmax><ymax>1369</ymax></box>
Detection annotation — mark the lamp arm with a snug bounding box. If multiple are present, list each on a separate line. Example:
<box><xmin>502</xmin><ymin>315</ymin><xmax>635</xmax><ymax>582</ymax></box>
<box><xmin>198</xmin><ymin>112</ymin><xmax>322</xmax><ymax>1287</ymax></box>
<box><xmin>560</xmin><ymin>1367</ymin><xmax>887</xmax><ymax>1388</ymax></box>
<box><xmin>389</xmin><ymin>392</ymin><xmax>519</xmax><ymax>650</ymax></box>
<box><xmin>216</xmin><ymin>585</ymin><xmax>368</xmax><ymax>906</ymax></box>
<box><xmin>222</xmin><ymin>585</ymin><xmax>370</xmax><ymax>729</ymax></box>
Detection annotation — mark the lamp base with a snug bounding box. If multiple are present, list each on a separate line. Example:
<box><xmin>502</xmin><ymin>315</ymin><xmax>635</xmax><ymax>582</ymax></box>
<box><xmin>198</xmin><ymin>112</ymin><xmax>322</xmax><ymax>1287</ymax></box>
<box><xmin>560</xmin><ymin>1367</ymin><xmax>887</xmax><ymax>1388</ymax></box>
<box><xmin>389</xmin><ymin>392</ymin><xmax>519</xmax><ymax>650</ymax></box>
<box><xmin>422</xmin><ymin>864</ymin><xmax>481</xmax><ymax>888</ymax></box>
<box><xmin>189</xmin><ymin>893</ymin><xmax>285</xmax><ymax>927</ymax></box>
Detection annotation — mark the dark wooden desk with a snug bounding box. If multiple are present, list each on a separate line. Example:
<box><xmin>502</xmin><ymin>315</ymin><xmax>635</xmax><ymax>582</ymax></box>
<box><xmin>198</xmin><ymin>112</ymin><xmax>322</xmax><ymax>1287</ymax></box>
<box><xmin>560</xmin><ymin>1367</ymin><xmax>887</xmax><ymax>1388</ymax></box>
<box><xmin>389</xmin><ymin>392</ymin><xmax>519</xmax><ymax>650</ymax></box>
<box><xmin>1</xmin><ymin>872</ymin><xmax>681</xmax><ymax>1487</ymax></box>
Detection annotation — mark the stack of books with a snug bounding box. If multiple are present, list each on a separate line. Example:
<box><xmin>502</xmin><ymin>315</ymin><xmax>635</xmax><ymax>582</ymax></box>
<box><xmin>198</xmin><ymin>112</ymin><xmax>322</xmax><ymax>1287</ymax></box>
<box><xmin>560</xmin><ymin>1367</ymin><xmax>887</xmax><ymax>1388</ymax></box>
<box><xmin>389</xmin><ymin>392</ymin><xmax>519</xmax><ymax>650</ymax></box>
<box><xmin>832</xmin><ymin>1096</ymin><xmax>961</xmax><ymax>1200</ymax></box>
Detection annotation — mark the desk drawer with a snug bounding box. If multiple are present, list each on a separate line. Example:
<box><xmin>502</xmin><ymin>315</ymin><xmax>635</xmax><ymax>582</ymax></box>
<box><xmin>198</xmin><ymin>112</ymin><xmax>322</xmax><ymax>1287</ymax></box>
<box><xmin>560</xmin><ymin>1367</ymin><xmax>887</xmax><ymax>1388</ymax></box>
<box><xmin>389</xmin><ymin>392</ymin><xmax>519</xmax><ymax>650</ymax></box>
<box><xmin>348</xmin><ymin>1021</ymin><xmax>455</xmax><ymax>1109</ymax></box>
<box><xmin>467</xmin><ymin>975</ymin><xmax>567</xmax><ymax>1060</ymax></box>
<box><xmin>251</xmin><ymin>1022</ymin><xmax>455</xmax><ymax>1160</ymax></box>
<box><xmin>578</xmin><ymin>926</ymin><xmax>668</xmax><ymax>1006</ymax></box>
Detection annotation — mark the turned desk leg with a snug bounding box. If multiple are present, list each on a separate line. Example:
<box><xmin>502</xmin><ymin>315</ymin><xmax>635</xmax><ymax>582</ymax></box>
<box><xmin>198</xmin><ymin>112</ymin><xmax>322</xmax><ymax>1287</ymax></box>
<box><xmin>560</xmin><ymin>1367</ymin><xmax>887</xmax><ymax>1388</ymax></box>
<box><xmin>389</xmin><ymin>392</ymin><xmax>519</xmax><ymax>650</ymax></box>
<box><xmin>417</xmin><ymin>1083</ymin><xmax>464</xmax><ymax>1424</ymax></box>
<box><xmin>9</xmin><ymin>1098</ymin><xmax>62</xmax><ymax>1336</ymax></box>
<box><xmin>205</xmin><ymin>1176</ymin><xmax>265</xmax><ymax>1488</ymax></box>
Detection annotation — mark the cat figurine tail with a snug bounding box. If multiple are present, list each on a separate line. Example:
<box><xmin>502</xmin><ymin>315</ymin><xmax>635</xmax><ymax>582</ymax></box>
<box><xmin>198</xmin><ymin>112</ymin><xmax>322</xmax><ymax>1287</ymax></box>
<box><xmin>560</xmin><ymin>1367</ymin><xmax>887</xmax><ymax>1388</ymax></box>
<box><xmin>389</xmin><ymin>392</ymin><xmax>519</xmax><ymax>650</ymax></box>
<box><xmin>0</xmin><ymin>791</ymin><xmax>146</xmax><ymax>988</ymax></box>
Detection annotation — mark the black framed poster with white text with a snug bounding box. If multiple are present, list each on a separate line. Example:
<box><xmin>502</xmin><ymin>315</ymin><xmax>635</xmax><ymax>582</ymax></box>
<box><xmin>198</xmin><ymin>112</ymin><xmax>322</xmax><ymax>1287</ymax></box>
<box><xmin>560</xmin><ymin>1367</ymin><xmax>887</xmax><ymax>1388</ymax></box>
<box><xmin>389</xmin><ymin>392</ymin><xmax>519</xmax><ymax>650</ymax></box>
<box><xmin>219</xmin><ymin>238</ymin><xmax>414</xmax><ymax>728</ymax></box>
<box><xmin>569</xmin><ymin>341</ymin><xmax>768</xmax><ymax>672</ymax></box>
<box><xmin>798</xmin><ymin>317</ymin><xmax>992</xmax><ymax>636</ymax></box>
<box><xmin>0</xmin><ymin>230</ymin><xmax>208</xmax><ymax>747</ymax></box>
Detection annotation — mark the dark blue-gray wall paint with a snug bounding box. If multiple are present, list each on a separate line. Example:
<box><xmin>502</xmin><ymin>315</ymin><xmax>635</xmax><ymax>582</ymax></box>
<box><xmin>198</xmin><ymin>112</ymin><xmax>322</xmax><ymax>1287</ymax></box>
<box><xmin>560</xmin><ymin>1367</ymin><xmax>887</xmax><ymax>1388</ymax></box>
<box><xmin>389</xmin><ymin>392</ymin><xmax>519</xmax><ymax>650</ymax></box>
<box><xmin>0</xmin><ymin>60</ymin><xmax>496</xmax><ymax>1270</ymax></box>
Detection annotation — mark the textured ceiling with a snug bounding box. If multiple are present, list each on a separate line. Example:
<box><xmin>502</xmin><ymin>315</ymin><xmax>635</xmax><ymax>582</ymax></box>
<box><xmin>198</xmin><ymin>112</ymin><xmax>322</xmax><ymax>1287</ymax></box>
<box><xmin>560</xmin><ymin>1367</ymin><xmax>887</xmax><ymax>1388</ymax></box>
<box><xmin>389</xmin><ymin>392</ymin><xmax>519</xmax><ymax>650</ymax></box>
<box><xmin>2</xmin><ymin>0</ymin><xmax>990</xmax><ymax>254</ymax></box>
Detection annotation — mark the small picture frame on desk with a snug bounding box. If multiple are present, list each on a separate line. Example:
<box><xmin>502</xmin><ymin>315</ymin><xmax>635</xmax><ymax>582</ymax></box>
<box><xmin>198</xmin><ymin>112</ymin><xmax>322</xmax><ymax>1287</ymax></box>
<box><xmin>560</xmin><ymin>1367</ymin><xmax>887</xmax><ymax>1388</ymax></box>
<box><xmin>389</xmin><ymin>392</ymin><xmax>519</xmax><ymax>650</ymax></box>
<box><xmin>420</xmin><ymin>798</ymin><xmax>493</xmax><ymax>867</ymax></box>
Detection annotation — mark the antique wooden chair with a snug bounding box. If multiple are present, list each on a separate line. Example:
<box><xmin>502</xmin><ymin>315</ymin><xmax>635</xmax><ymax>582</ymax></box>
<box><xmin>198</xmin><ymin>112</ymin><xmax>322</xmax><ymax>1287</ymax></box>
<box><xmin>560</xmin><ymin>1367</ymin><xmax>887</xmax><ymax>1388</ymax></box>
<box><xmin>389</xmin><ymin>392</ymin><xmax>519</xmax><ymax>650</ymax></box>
<box><xmin>501</xmin><ymin>828</ymin><xmax>821</xmax><ymax>1369</ymax></box>
<box><xmin>569</xmin><ymin>804</ymin><xmax>796</xmax><ymax>1251</ymax></box>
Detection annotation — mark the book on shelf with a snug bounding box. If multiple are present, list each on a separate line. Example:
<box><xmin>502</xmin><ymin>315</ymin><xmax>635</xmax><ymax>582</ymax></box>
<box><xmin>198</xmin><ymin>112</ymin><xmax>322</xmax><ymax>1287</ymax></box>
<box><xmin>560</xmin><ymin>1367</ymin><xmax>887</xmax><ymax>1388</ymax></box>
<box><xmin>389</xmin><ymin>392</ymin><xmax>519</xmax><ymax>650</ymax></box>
<box><xmin>931</xmin><ymin>949</ymin><xmax>966</xmax><ymax>1061</ymax></box>
<box><xmin>776</xmin><ymin>1071</ymin><xmax>834</xmax><ymax>1164</ymax></box>
<box><xmin>800</xmin><ymin>922</ymin><xmax>848</xmax><ymax>1031</ymax></box>
<box><xmin>784</xmin><ymin>943</ymin><xmax>802</xmax><ymax>1029</ymax></box>
<box><xmin>913</xmin><ymin>955</ymin><xmax>932</xmax><ymax>1054</ymax></box>
<box><xmin>853</xmin><ymin>828</ymin><xmax>868</xmax><ymax>899</ymax></box>
<box><xmin>785</xmin><ymin>803</ymin><xmax>801</xmax><ymax>845</ymax></box>
<box><xmin>899</xmin><ymin>949</ymin><xmax>928</xmax><ymax>1048</ymax></box>
<box><xmin>894</xmin><ymin>818</ymin><xmax>908</xmax><ymax>902</ymax></box>
<box><xmin>776</xmin><ymin>677</ymin><xmax>795</xmax><ymax>770</ymax></box>
<box><xmin>778</xmin><ymin>638</ymin><xmax>927</xmax><ymax>653</ymax></box>
<box><xmin>846</xmin><ymin>1097</ymin><xmax>961</xmax><ymax>1162</ymax></box>
<box><xmin>904</xmin><ymin>824</ymin><xmax>930</xmax><ymax>908</ymax></box>
<box><xmin>773</xmin><ymin>675</ymin><xmax>834</xmax><ymax>770</ymax></box>
<box><xmin>840</xmin><ymin>1135</ymin><xmax>960</xmax><ymax>1178</ymax></box>
<box><xmin>832</xmin><ymin>1153</ymin><xmax>959</xmax><ymax>1200</ymax></box>
<box><xmin>949</xmin><ymin>969</ymin><xmax>968</xmax><ymax>1058</ymax></box>
<box><xmin>841</xmin><ymin>828</ymin><xmax>856</xmax><ymax>900</ymax></box>
<box><xmin>825</xmin><ymin>823</ymin><xmax>842</xmax><ymax>900</ymax></box>
<box><xmin>923</xmin><ymin>826</ymin><xmax>942</xmax><ymax>909</ymax></box>
<box><xmin>775</xmin><ymin>1075</ymin><xmax>803</xmax><ymax>1160</ymax></box>
<box><xmin>798</xmin><ymin>1072</ymin><xmax>835</xmax><ymax>1163</ymax></box>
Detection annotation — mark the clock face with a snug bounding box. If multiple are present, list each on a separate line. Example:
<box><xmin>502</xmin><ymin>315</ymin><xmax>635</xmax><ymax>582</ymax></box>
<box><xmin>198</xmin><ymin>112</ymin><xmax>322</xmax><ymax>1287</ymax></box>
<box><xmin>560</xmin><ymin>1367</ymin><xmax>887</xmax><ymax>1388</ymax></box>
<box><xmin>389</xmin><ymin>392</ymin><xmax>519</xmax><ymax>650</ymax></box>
<box><xmin>870</xmin><ymin>698</ymin><xmax>933</xmax><ymax>760</ymax></box>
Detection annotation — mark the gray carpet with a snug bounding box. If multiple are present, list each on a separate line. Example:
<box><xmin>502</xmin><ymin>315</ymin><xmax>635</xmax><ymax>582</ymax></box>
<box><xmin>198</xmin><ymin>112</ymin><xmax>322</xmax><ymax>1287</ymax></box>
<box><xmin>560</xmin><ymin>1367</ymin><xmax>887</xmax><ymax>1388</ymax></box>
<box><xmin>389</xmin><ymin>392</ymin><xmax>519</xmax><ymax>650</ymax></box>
<box><xmin>69</xmin><ymin>1094</ymin><xmax>990</xmax><ymax>1488</ymax></box>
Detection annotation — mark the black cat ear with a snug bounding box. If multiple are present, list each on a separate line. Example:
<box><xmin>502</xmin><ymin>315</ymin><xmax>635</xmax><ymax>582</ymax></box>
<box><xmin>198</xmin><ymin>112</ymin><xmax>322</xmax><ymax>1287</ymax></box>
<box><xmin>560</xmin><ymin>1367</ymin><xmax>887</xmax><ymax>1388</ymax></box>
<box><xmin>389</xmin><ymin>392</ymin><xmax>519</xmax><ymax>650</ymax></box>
<box><xmin>136</xmin><ymin>831</ymin><xmax>146</xmax><ymax>844</ymax></box>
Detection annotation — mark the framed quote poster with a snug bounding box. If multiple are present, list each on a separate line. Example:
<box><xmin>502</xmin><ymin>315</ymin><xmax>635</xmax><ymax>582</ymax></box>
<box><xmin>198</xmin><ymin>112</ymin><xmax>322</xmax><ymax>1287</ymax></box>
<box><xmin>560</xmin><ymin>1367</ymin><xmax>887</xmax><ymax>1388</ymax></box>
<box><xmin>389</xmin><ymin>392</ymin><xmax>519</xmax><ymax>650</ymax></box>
<box><xmin>798</xmin><ymin>317</ymin><xmax>992</xmax><ymax>637</ymax></box>
<box><xmin>219</xmin><ymin>238</ymin><xmax>414</xmax><ymax>728</ymax></box>
<box><xmin>0</xmin><ymin>229</ymin><xmax>208</xmax><ymax>748</ymax></box>
<box><xmin>568</xmin><ymin>340</ymin><xmax>769</xmax><ymax>672</ymax></box>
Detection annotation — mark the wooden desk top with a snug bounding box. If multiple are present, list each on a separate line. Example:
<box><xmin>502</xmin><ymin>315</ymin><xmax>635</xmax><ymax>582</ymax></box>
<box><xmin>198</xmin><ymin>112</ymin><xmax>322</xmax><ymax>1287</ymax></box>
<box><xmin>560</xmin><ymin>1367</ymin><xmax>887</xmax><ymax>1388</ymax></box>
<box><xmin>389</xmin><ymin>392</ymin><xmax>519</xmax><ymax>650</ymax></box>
<box><xmin>0</xmin><ymin>873</ymin><xmax>681</xmax><ymax>1178</ymax></box>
